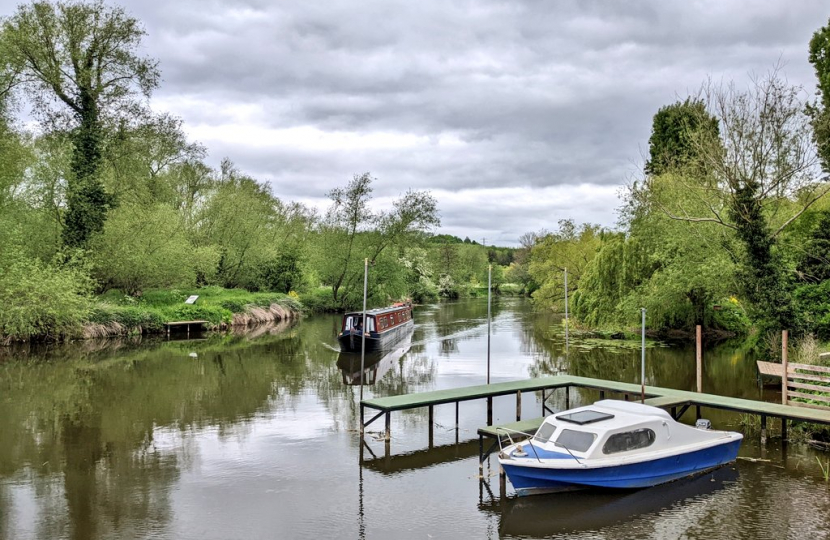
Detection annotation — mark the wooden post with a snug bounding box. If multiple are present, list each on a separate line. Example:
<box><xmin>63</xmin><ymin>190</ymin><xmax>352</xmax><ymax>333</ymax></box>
<box><xmin>516</xmin><ymin>391</ymin><xmax>522</xmax><ymax>421</ymax></box>
<box><xmin>428</xmin><ymin>405</ymin><xmax>434</xmax><ymax>448</ymax></box>
<box><xmin>600</xmin><ymin>390</ymin><xmax>605</xmax><ymax>400</ymax></box>
<box><xmin>499</xmin><ymin>466</ymin><xmax>506</xmax><ymax>499</ymax></box>
<box><xmin>781</xmin><ymin>330</ymin><xmax>789</xmax><ymax>406</ymax></box>
<box><xmin>696</xmin><ymin>325</ymin><xmax>702</xmax><ymax>393</ymax></box>
<box><xmin>479</xmin><ymin>437</ymin><xmax>484</xmax><ymax>475</ymax></box>
<box><xmin>385</xmin><ymin>412</ymin><xmax>391</xmax><ymax>441</ymax></box>
<box><xmin>487</xmin><ymin>397</ymin><xmax>493</xmax><ymax>426</ymax></box>
<box><xmin>565</xmin><ymin>386</ymin><xmax>570</xmax><ymax>410</ymax></box>
<box><xmin>360</xmin><ymin>404</ymin><xmax>365</xmax><ymax>435</ymax></box>
<box><xmin>782</xmin><ymin>418</ymin><xmax>788</xmax><ymax>441</ymax></box>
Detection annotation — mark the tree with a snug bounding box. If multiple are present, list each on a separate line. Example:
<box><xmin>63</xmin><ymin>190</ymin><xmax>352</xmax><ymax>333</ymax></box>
<box><xmin>645</xmin><ymin>72</ymin><xmax>830</xmax><ymax>329</ymax></box>
<box><xmin>2</xmin><ymin>0</ymin><xmax>160</xmax><ymax>247</ymax></box>
<box><xmin>529</xmin><ymin>220</ymin><xmax>604</xmax><ymax>312</ymax></box>
<box><xmin>317</xmin><ymin>173</ymin><xmax>439</xmax><ymax>305</ymax></box>
<box><xmin>809</xmin><ymin>18</ymin><xmax>830</xmax><ymax>172</ymax></box>
<box><xmin>644</xmin><ymin>98</ymin><xmax>719</xmax><ymax>176</ymax></box>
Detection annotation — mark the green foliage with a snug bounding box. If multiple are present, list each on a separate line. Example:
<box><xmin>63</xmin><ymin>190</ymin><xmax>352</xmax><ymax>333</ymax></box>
<box><xmin>87</xmin><ymin>304</ymin><xmax>165</xmax><ymax>332</ymax></box>
<box><xmin>0</xmin><ymin>246</ymin><xmax>92</xmax><ymax>341</ymax></box>
<box><xmin>644</xmin><ymin>98</ymin><xmax>719</xmax><ymax>176</ymax></box>
<box><xmin>809</xmin><ymin>18</ymin><xmax>830</xmax><ymax>171</ymax></box>
<box><xmin>2</xmin><ymin>0</ymin><xmax>160</xmax><ymax>247</ymax></box>
<box><xmin>530</xmin><ymin>220</ymin><xmax>604</xmax><ymax>312</ymax></box>
<box><xmin>257</xmin><ymin>249</ymin><xmax>306</xmax><ymax>294</ymax></box>
<box><xmin>795</xmin><ymin>281</ymin><xmax>830</xmax><ymax>340</ymax></box>
<box><xmin>92</xmin><ymin>204</ymin><xmax>208</xmax><ymax>295</ymax></box>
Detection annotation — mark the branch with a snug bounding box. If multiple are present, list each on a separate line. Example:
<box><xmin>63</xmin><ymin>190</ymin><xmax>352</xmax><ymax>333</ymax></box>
<box><xmin>654</xmin><ymin>198</ymin><xmax>738</xmax><ymax>230</ymax></box>
<box><xmin>772</xmin><ymin>182</ymin><xmax>830</xmax><ymax>237</ymax></box>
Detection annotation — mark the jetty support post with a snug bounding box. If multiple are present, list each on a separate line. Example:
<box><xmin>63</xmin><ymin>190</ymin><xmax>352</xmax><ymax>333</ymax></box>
<box><xmin>782</xmin><ymin>330</ymin><xmax>789</xmax><ymax>406</ymax></box>
<box><xmin>455</xmin><ymin>402</ymin><xmax>460</xmax><ymax>443</ymax></box>
<box><xmin>428</xmin><ymin>405</ymin><xmax>434</xmax><ymax>448</ymax></box>
<box><xmin>487</xmin><ymin>397</ymin><xmax>493</xmax><ymax>426</ymax></box>
<box><xmin>565</xmin><ymin>386</ymin><xmax>570</xmax><ymax>410</ymax></box>
<box><xmin>516</xmin><ymin>391</ymin><xmax>522</xmax><ymax>421</ymax></box>
<box><xmin>499</xmin><ymin>466</ymin><xmax>506</xmax><ymax>499</ymax></box>
<box><xmin>385</xmin><ymin>412</ymin><xmax>391</xmax><ymax>441</ymax></box>
<box><xmin>360</xmin><ymin>403</ymin><xmax>364</xmax><ymax>435</ymax></box>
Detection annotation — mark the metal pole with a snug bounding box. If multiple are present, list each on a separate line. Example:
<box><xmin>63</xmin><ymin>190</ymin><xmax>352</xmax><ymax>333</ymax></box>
<box><xmin>641</xmin><ymin>308</ymin><xmax>646</xmax><ymax>403</ymax></box>
<box><xmin>487</xmin><ymin>264</ymin><xmax>491</xmax><ymax>385</ymax></box>
<box><xmin>696</xmin><ymin>325</ymin><xmax>702</xmax><ymax>393</ymax></box>
<box><xmin>782</xmin><ymin>329</ymin><xmax>789</xmax><ymax>406</ymax></box>
<box><xmin>359</xmin><ymin>258</ymin><xmax>368</xmax><ymax>403</ymax></box>
<box><xmin>564</xmin><ymin>267</ymin><xmax>568</xmax><ymax>344</ymax></box>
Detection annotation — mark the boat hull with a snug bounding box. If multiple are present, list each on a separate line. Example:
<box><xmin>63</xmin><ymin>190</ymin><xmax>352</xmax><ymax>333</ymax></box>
<box><xmin>502</xmin><ymin>439</ymin><xmax>741</xmax><ymax>496</ymax></box>
<box><xmin>338</xmin><ymin>319</ymin><xmax>414</xmax><ymax>353</ymax></box>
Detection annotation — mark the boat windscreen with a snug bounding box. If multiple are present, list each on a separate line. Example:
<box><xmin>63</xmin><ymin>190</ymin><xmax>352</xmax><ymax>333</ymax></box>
<box><xmin>557</xmin><ymin>410</ymin><xmax>614</xmax><ymax>425</ymax></box>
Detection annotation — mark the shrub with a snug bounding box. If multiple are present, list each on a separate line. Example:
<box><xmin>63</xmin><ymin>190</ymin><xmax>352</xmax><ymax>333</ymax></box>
<box><xmin>0</xmin><ymin>254</ymin><xmax>92</xmax><ymax>341</ymax></box>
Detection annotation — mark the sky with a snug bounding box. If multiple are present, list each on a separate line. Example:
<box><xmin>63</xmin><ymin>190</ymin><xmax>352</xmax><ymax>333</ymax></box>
<box><xmin>8</xmin><ymin>0</ymin><xmax>829</xmax><ymax>246</ymax></box>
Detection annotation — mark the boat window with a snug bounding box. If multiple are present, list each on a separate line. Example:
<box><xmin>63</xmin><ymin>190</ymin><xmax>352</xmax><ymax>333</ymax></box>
<box><xmin>367</xmin><ymin>318</ymin><xmax>375</xmax><ymax>332</ymax></box>
<box><xmin>345</xmin><ymin>317</ymin><xmax>360</xmax><ymax>330</ymax></box>
<box><xmin>602</xmin><ymin>429</ymin><xmax>656</xmax><ymax>455</ymax></box>
<box><xmin>535</xmin><ymin>422</ymin><xmax>556</xmax><ymax>442</ymax></box>
<box><xmin>555</xmin><ymin>429</ymin><xmax>596</xmax><ymax>453</ymax></box>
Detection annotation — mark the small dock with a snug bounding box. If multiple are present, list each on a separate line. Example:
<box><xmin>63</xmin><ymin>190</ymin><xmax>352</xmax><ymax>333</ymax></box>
<box><xmin>163</xmin><ymin>320</ymin><xmax>208</xmax><ymax>337</ymax></box>
<box><xmin>757</xmin><ymin>360</ymin><xmax>785</xmax><ymax>385</ymax></box>
<box><xmin>360</xmin><ymin>374</ymin><xmax>830</xmax><ymax>461</ymax></box>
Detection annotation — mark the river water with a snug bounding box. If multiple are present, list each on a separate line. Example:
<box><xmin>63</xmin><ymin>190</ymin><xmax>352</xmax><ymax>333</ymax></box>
<box><xmin>1</xmin><ymin>298</ymin><xmax>829</xmax><ymax>539</ymax></box>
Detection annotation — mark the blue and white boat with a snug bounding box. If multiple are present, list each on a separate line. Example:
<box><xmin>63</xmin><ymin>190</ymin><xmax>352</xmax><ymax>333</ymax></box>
<box><xmin>498</xmin><ymin>400</ymin><xmax>743</xmax><ymax>496</ymax></box>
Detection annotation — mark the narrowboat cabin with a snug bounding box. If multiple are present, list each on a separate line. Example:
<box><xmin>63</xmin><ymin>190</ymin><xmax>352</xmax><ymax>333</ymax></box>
<box><xmin>338</xmin><ymin>302</ymin><xmax>414</xmax><ymax>353</ymax></box>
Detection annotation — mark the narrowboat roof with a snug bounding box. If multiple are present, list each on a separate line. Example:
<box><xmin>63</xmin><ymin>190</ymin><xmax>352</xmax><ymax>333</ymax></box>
<box><xmin>344</xmin><ymin>304</ymin><xmax>411</xmax><ymax>317</ymax></box>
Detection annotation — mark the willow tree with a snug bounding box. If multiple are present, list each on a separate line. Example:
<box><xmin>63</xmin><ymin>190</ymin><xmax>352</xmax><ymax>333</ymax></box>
<box><xmin>1</xmin><ymin>0</ymin><xmax>159</xmax><ymax>247</ymax></box>
<box><xmin>646</xmin><ymin>72</ymin><xmax>830</xmax><ymax>329</ymax></box>
<box><xmin>809</xmin><ymin>18</ymin><xmax>830</xmax><ymax>172</ymax></box>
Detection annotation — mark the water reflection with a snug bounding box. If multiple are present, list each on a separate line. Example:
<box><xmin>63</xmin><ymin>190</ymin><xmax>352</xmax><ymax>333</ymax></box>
<box><xmin>2</xmin><ymin>299</ymin><xmax>830</xmax><ymax>540</ymax></box>
<box><xmin>337</xmin><ymin>327</ymin><xmax>414</xmax><ymax>385</ymax></box>
<box><xmin>481</xmin><ymin>466</ymin><xmax>740</xmax><ymax>537</ymax></box>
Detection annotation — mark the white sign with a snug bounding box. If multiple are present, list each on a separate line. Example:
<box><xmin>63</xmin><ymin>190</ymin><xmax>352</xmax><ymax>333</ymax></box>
<box><xmin>184</xmin><ymin>295</ymin><xmax>199</xmax><ymax>305</ymax></box>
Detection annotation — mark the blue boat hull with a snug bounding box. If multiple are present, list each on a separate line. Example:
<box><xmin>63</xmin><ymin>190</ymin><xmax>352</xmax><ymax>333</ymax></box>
<box><xmin>502</xmin><ymin>439</ymin><xmax>741</xmax><ymax>495</ymax></box>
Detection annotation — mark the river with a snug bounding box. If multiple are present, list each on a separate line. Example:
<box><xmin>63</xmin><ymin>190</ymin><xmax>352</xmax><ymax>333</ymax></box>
<box><xmin>1</xmin><ymin>297</ymin><xmax>828</xmax><ymax>539</ymax></box>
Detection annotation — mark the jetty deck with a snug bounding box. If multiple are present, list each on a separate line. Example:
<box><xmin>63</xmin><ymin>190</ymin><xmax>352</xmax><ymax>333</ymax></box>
<box><xmin>360</xmin><ymin>374</ymin><xmax>830</xmax><ymax>459</ymax></box>
<box><xmin>163</xmin><ymin>320</ymin><xmax>208</xmax><ymax>337</ymax></box>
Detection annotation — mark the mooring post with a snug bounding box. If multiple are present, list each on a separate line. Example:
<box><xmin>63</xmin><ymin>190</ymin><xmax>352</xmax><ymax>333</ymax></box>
<box><xmin>516</xmin><ymin>391</ymin><xmax>522</xmax><ymax>421</ymax></box>
<box><xmin>385</xmin><ymin>412</ymin><xmax>391</xmax><ymax>441</ymax></box>
<box><xmin>541</xmin><ymin>389</ymin><xmax>545</xmax><ymax>415</ymax></box>
<box><xmin>782</xmin><ymin>330</ymin><xmax>789</xmax><ymax>406</ymax></box>
<box><xmin>600</xmin><ymin>390</ymin><xmax>605</xmax><ymax>400</ymax></box>
<box><xmin>565</xmin><ymin>386</ymin><xmax>570</xmax><ymax>410</ymax></box>
<box><xmin>761</xmin><ymin>415</ymin><xmax>767</xmax><ymax>444</ymax></box>
<box><xmin>487</xmin><ymin>397</ymin><xmax>493</xmax><ymax>426</ymax></box>
<box><xmin>360</xmin><ymin>404</ymin><xmax>365</xmax><ymax>435</ymax></box>
<box><xmin>499</xmin><ymin>466</ymin><xmax>506</xmax><ymax>499</ymax></box>
<box><xmin>782</xmin><ymin>418</ymin><xmax>788</xmax><ymax>441</ymax></box>
<box><xmin>428</xmin><ymin>405</ymin><xmax>434</xmax><ymax>448</ymax></box>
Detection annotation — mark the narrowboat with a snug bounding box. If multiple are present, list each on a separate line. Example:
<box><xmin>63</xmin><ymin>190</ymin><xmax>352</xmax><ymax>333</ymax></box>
<box><xmin>338</xmin><ymin>302</ymin><xmax>414</xmax><ymax>353</ymax></box>
<box><xmin>498</xmin><ymin>400</ymin><xmax>742</xmax><ymax>496</ymax></box>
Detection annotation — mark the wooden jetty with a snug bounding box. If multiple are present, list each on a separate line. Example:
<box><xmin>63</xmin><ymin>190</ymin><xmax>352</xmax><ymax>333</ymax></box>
<box><xmin>360</xmin><ymin>374</ymin><xmax>830</xmax><ymax>461</ymax></box>
<box><xmin>163</xmin><ymin>320</ymin><xmax>208</xmax><ymax>337</ymax></box>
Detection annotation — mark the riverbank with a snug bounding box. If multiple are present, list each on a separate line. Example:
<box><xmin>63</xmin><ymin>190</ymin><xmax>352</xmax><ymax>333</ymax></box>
<box><xmin>83</xmin><ymin>287</ymin><xmax>302</xmax><ymax>339</ymax></box>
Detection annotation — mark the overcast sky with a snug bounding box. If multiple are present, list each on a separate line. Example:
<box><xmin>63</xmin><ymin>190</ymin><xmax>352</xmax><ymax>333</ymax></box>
<box><xmin>40</xmin><ymin>0</ymin><xmax>830</xmax><ymax>245</ymax></box>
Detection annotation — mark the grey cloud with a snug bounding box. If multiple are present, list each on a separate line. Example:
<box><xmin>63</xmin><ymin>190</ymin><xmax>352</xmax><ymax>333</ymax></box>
<box><xmin>93</xmin><ymin>0</ymin><xmax>830</xmax><ymax>242</ymax></box>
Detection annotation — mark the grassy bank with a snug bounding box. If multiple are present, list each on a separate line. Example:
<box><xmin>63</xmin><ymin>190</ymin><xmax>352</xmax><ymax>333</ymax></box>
<box><xmin>85</xmin><ymin>287</ymin><xmax>302</xmax><ymax>339</ymax></box>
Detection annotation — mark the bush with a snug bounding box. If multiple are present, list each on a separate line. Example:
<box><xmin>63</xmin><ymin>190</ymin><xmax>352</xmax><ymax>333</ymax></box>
<box><xmin>298</xmin><ymin>288</ymin><xmax>339</xmax><ymax>312</ymax></box>
<box><xmin>711</xmin><ymin>298</ymin><xmax>751</xmax><ymax>334</ymax></box>
<box><xmin>0</xmin><ymin>254</ymin><xmax>92</xmax><ymax>341</ymax></box>
<box><xmin>795</xmin><ymin>281</ymin><xmax>830</xmax><ymax>339</ymax></box>
<box><xmin>87</xmin><ymin>304</ymin><xmax>165</xmax><ymax>332</ymax></box>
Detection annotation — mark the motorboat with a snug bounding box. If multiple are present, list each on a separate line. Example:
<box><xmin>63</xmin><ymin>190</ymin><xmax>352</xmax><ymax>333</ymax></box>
<box><xmin>497</xmin><ymin>400</ymin><xmax>743</xmax><ymax>496</ymax></box>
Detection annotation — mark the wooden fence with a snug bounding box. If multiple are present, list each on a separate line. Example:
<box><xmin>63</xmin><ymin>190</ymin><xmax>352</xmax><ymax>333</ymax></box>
<box><xmin>782</xmin><ymin>330</ymin><xmax>830</xmax><ymax>410</ymax></box>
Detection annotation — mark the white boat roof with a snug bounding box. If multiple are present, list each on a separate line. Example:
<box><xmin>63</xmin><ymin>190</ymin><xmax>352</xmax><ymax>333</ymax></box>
<box><xmin>549</xmin><ymin>399</ymin><xmax>673</xmax><ymax>433</ymax></box>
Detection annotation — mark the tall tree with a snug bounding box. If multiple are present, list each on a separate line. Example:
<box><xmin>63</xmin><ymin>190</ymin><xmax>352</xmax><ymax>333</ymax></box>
<box><xmin>645</xmin><ymin>72</ymin><xmax>830</xmax><ymax>329</ymax></box>
<box><xmin>1</xmin><ymin>0</ymin><xmax>159</xmax><ymax>247</ymax></box>
<box><xmin>644</xmin><ymin>98</ymin><xmax>719</xmax><ymax>176</ymax></box>
<box><xmin>809</xmin><ymin>18</ymin><xmax>830</xmax><ymax>172</ymax></box>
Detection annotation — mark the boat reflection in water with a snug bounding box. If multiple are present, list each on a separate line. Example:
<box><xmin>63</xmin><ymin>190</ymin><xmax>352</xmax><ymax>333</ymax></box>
<box><xmin>337</xmin><ymin>326</ymin><xmax>414</xmax><ymax>385</ymax></box>
<box><xmin>482</xmin><ymin>465</ymin><xmax>739</xmax><ymax>537</ymax></box>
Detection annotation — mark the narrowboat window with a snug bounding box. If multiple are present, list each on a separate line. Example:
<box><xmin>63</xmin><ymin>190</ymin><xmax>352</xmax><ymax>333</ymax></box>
<box><xmin>367</xmin><ymin>318</ymin><xmax>375</xmax><ymax>332</ymax></box>
<box><xmin>602</xmin><ymin>429</ymin><xmax>656</xmax><ymax>455</ymax></box>
<box><xmin>555</xmin><ymin>429</ymin><xmax>596</xmax><ymax>453</ymax></box>
<box><xmin>345</xmin><ymin>317</ymin><xmax>360</xmax><ymax>330</ymax></box>
<box><xmin>535</xmin><ymin>422</ymin><xmax>556</xmax><ymax>442</ymax></box>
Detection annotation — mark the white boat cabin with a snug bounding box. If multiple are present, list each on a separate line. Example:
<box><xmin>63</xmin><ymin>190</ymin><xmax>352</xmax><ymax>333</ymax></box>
<box><xmin>508</xmin><ymin>400</ymin><xmax>737</xmax><ymax>464</ymax></box>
